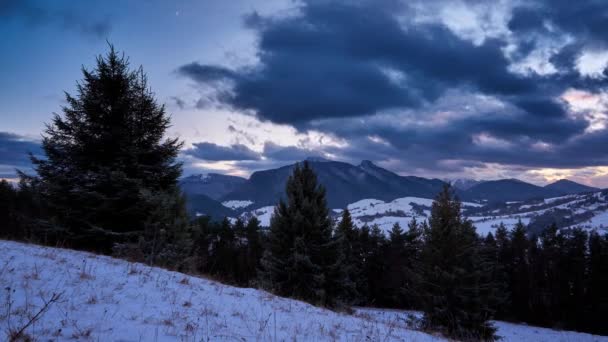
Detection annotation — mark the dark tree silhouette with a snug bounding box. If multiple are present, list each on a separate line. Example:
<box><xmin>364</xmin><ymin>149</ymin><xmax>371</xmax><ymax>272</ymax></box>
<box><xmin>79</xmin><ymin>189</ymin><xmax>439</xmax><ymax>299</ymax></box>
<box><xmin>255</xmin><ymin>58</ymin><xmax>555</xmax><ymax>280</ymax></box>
<box><xmin>31</xmin><ymin>46</ymin><xmax>183</xmax><ymax>251</ymax></box>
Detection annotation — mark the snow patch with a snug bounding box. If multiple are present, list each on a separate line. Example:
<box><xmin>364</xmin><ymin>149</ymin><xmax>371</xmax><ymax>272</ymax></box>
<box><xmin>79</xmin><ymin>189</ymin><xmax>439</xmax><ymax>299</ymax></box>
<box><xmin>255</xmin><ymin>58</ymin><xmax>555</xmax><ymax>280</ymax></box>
<box><xmin>222</xmin><ymin>200</ymin><xmax>254</xmax><ymax>210</ymax></box>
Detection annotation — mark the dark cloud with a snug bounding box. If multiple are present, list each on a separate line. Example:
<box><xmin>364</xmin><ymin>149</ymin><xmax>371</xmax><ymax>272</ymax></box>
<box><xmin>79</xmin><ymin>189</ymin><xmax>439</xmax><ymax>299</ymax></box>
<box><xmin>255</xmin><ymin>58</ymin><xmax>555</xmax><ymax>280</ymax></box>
<box><xmin>0</xmin><ymin>0</ymin><xmax>111</xmax><ymax>38</ymax></box>
<box><xmin>184</xmin><ymin>142</ymin><xmax>260</xmax><ymax>161</ymax></box>
<box><xmin>178</xmin><ymin>0</ymin><xmax>608</xmax><ymax>175</ymax></box>
<box><xmin>262</xmin><ymin>141</ymin><xmax>323</xmax><ymax>161</ymax></box>
<box><xmin>0</xmin><ymin>132</ymin><xmax>42</xmax><ymax>177</ymax></box>
<box><xmin>508</xmin><ymin>0</ymin><xmax>608</xmax><ymax>48</ymax></box>
<box><xmin>179</xmin><ymin>0</ymin><xmax>575</xmax><ymax>127</ymax></box>
<box><xmin>177</xmin><ymin>63</ymin><xmax>237</xmax><ymax>84</ymax></box>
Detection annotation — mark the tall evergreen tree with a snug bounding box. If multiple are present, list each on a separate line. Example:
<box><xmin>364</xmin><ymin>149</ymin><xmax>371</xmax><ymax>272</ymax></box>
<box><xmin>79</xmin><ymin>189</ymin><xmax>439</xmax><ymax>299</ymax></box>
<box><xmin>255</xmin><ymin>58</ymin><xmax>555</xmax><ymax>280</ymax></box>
<box><xmin>259</xmin><ymin>161</ymin><xmax>337</xmax><ymax>307</ymax></box>
<box><xmin>417</xmin><ymin>185</ymin><xmax>497</xmax><ymax>340</ymax></box>
<box><xmin>586</xmin><ymin>232</ymin><xmax>608</xmax><ymax>334</ymax></box>
<box><xmin>537</xmin><ymin>223</ymin><xmax>563</xmax><ymax>324</ymax></box>
<box><xmin>381</xmin><ymin>222</ymin><xmax>409</xmax><ymax>307</ymax></box>
<box><xmin>362</xmin><ymin>224</ymin><xmax>387</xmax><ymax>305</ymax></box>
<box><xmin>244</xmin><ymin>217</ymin><xmax>263</xmax><ymax>285</ymax></box>
<box><xmin>402</xmin><ymin>217</ymin><xmax>424</xmax><ymax>308</ymax></box>
<box><xmin>509</xmin><ymin>220</ymin><xmax>532</xmax><ymax>321</ymax></box>
<box><xmin>560</xmin><ymin>228</ymin><xmax>587</xmax><ymax>329</ymax></box>
<box><xmin>333</xmin><ymin>208</ymin><xmax>361</xmax><ymax>305</ymax></box>
<box><xmin>30</xmin><ymin>46</ymin><xmax>183</xmax><ymax>251</ymax></box>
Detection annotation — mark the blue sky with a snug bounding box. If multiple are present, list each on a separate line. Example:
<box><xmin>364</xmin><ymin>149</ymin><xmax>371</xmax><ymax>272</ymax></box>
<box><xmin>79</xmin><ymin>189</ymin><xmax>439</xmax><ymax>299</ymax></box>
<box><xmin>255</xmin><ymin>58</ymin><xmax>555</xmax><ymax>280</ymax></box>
<box><xmin>2</xmin><ymin>0</ymin><xmax>608</xmax><ymax>187</ymax></box>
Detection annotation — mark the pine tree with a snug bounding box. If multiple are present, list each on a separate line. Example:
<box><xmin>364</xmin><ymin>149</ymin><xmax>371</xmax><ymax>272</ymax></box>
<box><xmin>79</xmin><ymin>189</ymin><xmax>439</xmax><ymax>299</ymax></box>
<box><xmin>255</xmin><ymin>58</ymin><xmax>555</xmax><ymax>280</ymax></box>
<box><xmin>509</xmin><ymin>220</ymin><xmax>531</xmax><ymax>322</ymax></box>
<box><xmin>417</xmin><ymin>185</ymin><xmax>497</xmax><ymax>340</ymax></box>
<box><xmin>481</xmin><ymin>231</ymin><xmax>508</xmax><ymax>320</ymax></box>
<box><xmin>356</xmin><ymin>224</ymin><xmax>371</xmax><ymax>301</ymax></box>
<box><xmin>363</xmin><ymin>224</ymin><xmax>387</xmax><ymax>305</ymax></box>
<box><xmin>244</xmin><ymin>217</ymin><xmax>263</xmax><ymax>285</ymax></box>
<box><xmin>560</xmin><ymin>228</ymin><xmax>587</xmax><ymax>329</ymax></box>
<box><xmin>403</xmin><ymin>217</ymin><xmax>424</xmax><ymax>308</ymax></box>
<box><xmin>30</xmin><ymin>46</ymin><xmax>183</xmax><ymax>252</ymax></box>
<box><xmin>538</xmin><ymin>223</ymin><xmax>563</xmax><ymax>324</ymax></box>
<box><xmin>382</xmin><ymin>222</ymin><xmax>408</xmax><ymax>307</ymax></box>
<box><xmin>586</xmin><ymin>232</ymin><xmax>608</xmax><ymax>334</ymax></box>
<box><xmin>332</xmin><ymin>208</ymin><xmax>361</xmax><ymax>305</ymax></box>
<box><xmin>259</xmin><ymin>161</ymin><xmax>337</xmax><ymax>306</ymax></box>
<box><xmin>137</xmin><ymin>190</ymin><xmax>190</xmax><ymax>269</ymax></box>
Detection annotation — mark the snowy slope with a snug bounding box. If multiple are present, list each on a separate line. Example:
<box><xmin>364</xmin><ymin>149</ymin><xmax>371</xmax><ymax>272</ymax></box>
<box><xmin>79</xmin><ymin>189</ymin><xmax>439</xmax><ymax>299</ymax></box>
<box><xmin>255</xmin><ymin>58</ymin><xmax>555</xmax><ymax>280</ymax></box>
<box><xmin>2</xmin><ymin>241</ymin><xmax>606</xmax><ymax>341</ymax></box>
<box><xmin>239</xmin><ymin>205</ymin><xmax>275</xmax><ymax>226</ymax></box>
<box><xmin>0</xmin><ymin>240</ymin><xmax>438</xmax><ymax>341</ymax></box>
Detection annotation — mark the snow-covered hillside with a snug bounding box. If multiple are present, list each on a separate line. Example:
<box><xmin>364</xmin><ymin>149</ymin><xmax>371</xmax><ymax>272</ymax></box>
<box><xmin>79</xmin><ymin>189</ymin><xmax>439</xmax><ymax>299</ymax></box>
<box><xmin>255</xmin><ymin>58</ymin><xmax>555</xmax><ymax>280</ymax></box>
<box><xmin>468</xmin><ymin>190</ymin><xmax>608</xmax><ymax>235</ymax></box>
<box><xmin>2</xmin><ymin>241</ymin><xmax>607</xmax><ymax>341</ymax></box>
<box><xmin>329</xmin><ymin>197</ymin><xmax>479</xmax><ymax>233</ymax></box>
<box><xmin>236</xmin><ymin>190</ymin><xmax>608</xmax><ymax>236</ymax></box>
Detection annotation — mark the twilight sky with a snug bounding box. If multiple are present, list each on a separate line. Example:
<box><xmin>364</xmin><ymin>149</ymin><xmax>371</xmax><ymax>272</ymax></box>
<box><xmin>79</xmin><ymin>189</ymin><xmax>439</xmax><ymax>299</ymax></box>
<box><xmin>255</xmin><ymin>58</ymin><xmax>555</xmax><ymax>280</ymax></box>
<box><xmin>2</xmin><ymin>0</ymin><xmax>608</xmax><ymax>187</ymax></box>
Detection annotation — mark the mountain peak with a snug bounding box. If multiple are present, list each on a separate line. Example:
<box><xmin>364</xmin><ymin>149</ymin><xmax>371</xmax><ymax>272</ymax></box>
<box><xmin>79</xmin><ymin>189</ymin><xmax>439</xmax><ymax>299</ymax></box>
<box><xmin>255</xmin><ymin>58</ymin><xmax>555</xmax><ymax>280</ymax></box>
<box><xmin>305</xmin><ymin>156</ymin><xmax>330</xmax><ymax>162</ymax></box>
<box><xmin>359</xmin><ymin>160</ymin><xmax>377</xmax><ymax>168</ymax></box>
<box><xmin>550</xmin><ymin>179</ymin><xmax>578</xmax><ymax>185</ymax></box>
<box><xmin>544</xmin><ymin>179</ymin><xmax>598</xmax><ymax>194</ymax></box>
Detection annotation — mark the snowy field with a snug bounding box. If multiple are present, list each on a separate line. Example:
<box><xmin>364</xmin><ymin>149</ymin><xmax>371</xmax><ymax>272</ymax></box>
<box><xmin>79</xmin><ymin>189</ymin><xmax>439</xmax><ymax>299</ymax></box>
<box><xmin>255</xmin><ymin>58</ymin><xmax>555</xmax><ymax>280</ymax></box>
<box><xmin>2</xmin><ymin>240</ymin><xmax>607</xmax><ymax>341</ymax></box>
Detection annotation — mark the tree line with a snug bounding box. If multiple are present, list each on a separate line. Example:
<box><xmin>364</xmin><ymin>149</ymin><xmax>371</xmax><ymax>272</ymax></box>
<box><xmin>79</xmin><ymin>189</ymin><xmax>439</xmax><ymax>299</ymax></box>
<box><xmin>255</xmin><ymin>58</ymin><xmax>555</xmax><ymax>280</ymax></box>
<box><xmin>0</xmin><ymin>47</ymin><xmax>607</xmax><ymax>340</ymax></box>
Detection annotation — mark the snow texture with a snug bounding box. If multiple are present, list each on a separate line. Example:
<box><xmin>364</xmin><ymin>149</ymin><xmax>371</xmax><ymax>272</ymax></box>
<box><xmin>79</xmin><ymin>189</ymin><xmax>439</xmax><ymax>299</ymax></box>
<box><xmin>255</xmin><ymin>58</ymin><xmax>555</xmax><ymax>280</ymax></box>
<box><xmin>2</xmin><ymin>240</ymin><xmax>606</xmax><ymax>341</ymax></box>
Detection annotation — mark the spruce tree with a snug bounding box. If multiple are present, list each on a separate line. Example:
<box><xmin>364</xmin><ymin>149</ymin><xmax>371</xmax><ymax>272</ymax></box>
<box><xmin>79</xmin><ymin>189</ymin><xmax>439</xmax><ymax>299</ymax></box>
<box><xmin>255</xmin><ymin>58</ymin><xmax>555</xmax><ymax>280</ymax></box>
<box><xmin>417</xmin><ymin>185</ymin><xmax>497</xmax><ymax>340</ymax></box>
<box><xmin>538</xmin><ymin>223</ymin><xmax>563</xmax><ymax>324</ymax></box>
<box><xmin>245</xmin><ymin>217</ymin><xmax>263</xmax><ymax>284</ymax></box>
<box><xmin>30</xmin><ymin>46</ymin><xmax>183</xmax><ymax>252</ymax></box>
<box><xmin>382</xmin><ymin>222</ymin><xmax>409</xmax><ymax>307</ymax></box>
<box><xmin>509</xmin><ymin>220</ymin><xmax>531</xmax><ymax>321</ymax></box>
<box><xmin>403</xmin><ymin>217</ymin><xmax>424</xmax><ymax>308</ymax></box>
<box><xmin>560</xmin><ymin>228</ymin><xmax>587</xmax><ymax>329</ymax></box>
<box><xmin>363</xmin><ymin>224</ymin><xmax>387</xmax><ymax>305</ymax></box>
<box><xmin>586</xmin><ymin>232</ymin><xmax>608</xmax><ymax>334</ymax></box>
<box><xmin>481</xmin><ymin>231</ymin><xmax>508</xmax><ymax>320</ymax></box>
<box><xmin>332</xmin><ymin>208</ymin><xmax>361</xmax><ymax>305</ymax></box>
<box><xmin>259</xmin><ymin>161</ymin><xmax>337</xmax><ymax>306</ymax></box>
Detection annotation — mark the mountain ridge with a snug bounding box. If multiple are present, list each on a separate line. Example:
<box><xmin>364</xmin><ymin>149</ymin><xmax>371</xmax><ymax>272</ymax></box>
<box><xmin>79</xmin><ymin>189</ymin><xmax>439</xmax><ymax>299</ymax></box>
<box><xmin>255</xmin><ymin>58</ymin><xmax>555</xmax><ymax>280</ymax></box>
<box><xmin>180</xmin><ymin>160</ymin><xmax>600</xmax><ymax>218</ymax></box>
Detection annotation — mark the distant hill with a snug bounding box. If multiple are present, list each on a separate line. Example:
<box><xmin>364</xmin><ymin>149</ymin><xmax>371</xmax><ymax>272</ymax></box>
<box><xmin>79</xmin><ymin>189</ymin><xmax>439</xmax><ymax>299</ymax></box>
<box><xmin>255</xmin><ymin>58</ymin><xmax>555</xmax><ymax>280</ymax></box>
<box><xmin>459</xmin><ymin>179</ymin><xmax>563</xmax><ymax>203</ymax></box>
<box><xmin>180</xmin><ymin>173</ymin><xmax>246</xmax><ymax>200</ymax></box>
<box><xmin>179</xmin><ymin>161</ymin><xmax>604</xmax><ymax>219</ymax></box>
<box><xmin>543</xmin><ymin>179</ymin><xmax>599</xmax><ymax>195</ymax></box>
<box><xmin>183</xmin><ymin>193</ymin><xmax>235</xmax><ymax>220</ymax></box>
<box><xmin>220</xmin><ymin>159</ymin><xmax>446</xmax><ymax>209</ymax></box>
